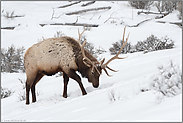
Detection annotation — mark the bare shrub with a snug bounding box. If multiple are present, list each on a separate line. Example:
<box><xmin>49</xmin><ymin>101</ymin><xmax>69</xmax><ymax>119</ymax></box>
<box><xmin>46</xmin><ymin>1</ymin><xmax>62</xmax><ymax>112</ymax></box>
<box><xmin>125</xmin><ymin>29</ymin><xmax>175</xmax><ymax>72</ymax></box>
<box><xmin>80</xmin><ymin>35</ymin><xmax>106</xmax><ymax>58</ymax></box>
<box><xmin>1</xmin><ymin>87</ymin><xmax>14</xmax><ymax>99</ymax></box>
<box><xmin>83</xmin><ymin>26</ymin><xmax>92</xmax><ymax>31</ymax></box>
<box><xmin>155</xmin><ymin>1</ymin><xmax>180</xmax><ymax>13</ymax></box>
<box><xmin>18</xmin><ymin>78</ymin><xmax>26</xmax><ymax>89</ymax></box>
<box><xmin>95</xmin><ymin>46</ymin><xmax>107</xmax><ymax>56</ymax></box>
<box><xmin>109</xmin><ymin>35</ymin><xmax>174</xmax><ymax>55</ymax></box>
<box><xmin>17</xmin><ymin>91</ymin><xmax>26</xmax><ymax>101</ymax></box>
<box><xmin>1</xmin><ymin>45</ymin><xmax>25</xmax><ymax>73</ymax></box>
<box><xmin>54</xmin><ymin>31</ymin><xmax>65</xmax><ymax>38</ymax></box>
<box><xmin>177</xmin><ymin>2</ymin><xmax>182</xmax><ymax>20</ymax></box>
<box><xmin>108</xmin><ymin>90</ymin><xmax>121</xmax><ymax>102</ymax></box>
<box><xmin>129</xmin><ymin>1</ymin><xmax>154</xmax><ymax>10</ymax></box>
<box><xmin>80</xmin><ymin>35</ymin><xmax>96</xmax><ymax>57</ymax></box>
<box><xmin>109</xmin><ymin>41</ymin><xmax>121</xmax><ymax>55</ymax></box>
<box><xmin>136</xmin><ymin>35</ymin><xmax>174</xmax><ymax>53</ymax></box>
<box><xmin>17</xmin><ymin>90</ymin><xmax>40</xmax><ymax>101</ymax></box>
<box><xmin>109</xmin><ymin>40</ymin><xmax>135</xmax><ymax>55</ymax></box>
<box><xmin>177</xmin><ymin>11</ymin><xmax>182</xmax><ymax>20</ymax></box>
<box><xmin>3</xmin><ymin>11</ymin><xmax>15</xmax><ymax>19</ymax></box>
<box><xmin>2</xmin><ymin>10</ymin><xmax>24</xmax><ymax>19</ymax></box>
<box><xmin>108</xmin><ymin>90</ymin><xmax>116</xmax><ymax>101</ymax></box>
<box><xmin>150</xmin><ymin>61</ymin><xmax>182</xmax><ymax>97</ymax></box>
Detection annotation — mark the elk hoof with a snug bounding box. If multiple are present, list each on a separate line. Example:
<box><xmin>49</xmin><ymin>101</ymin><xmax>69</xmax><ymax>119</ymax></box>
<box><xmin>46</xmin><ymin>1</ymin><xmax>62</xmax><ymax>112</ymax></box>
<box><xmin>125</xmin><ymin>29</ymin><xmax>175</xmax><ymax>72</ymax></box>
<box><xmin>32</xmin><ymin>100</ymin><xmax>36</xmax><ymax>103</ymax></box>
<box><xmin>63</xmin><ymin>94</ymin><xmax>67</xmax><ymax>98</ymax></box>
<box><xmin>83</xmin><ymin>92</ymin><xmax>87</xmax><ymax>95</ymax></box>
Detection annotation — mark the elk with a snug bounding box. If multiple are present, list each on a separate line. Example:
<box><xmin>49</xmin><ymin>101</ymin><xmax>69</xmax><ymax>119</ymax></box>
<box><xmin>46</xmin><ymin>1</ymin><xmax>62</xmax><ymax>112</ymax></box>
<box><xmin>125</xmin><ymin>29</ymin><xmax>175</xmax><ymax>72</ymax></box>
<box><xmin>24</xmin><ymin>27</ymin><xmax>129</xmax><ymax>105</ymax></box>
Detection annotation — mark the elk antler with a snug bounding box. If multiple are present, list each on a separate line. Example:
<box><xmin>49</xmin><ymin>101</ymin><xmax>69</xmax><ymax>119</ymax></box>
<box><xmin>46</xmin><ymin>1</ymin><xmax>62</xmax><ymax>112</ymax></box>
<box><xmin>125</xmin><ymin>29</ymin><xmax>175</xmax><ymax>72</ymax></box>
<box><xmin>101</xmin><ymin>26</ymin><xmax>130</xmax><ymax>77</ymax></box>
<box><xmin>78</xmin><ymin>29</ymin><xmax>101</xmax><ymax>75</ymax></box>
<box><xmin>81</xmin><ymin>40</ymin><xmax>101</xmax><ymax>75</ymax></box>
<box><xmin>78</xmin><ymin>28</ymin><xmax>86</xmax><ymax>46</ymax></box>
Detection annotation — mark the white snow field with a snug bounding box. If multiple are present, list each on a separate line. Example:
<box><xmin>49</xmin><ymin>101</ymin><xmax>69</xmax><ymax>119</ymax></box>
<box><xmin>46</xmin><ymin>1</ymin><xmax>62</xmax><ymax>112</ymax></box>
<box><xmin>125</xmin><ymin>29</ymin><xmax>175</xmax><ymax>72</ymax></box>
<box><xmin>1</xmin><ymin>1</ymin><xmax>182</xmax><ymax>122</ymax></box>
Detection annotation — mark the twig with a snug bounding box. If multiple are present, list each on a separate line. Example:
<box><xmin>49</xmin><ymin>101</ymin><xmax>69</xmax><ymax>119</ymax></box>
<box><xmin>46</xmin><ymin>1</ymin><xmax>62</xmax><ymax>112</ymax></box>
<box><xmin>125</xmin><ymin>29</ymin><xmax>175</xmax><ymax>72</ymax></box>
<box><xmin>138</xmin><ymin>11</ymin><xmax>169</xmax><ymax>20</ymax></box>
<box><xmin>40</xmin><ymin>23</ymin><xmax>99</xmax><ymax>27</ymax></box>
<box><xmin>2</xmin><ymin>10</ymin><xmax>25</xmax><ymax>19</ymax></box>
<box><xmin>66</xmin><ymin>6</ymin><xmax>111</xmax><ymax>15</ymax></box>
<box><xmin>9</xmin><ymin>15</ymin><xmax>25</xmax><ymax>18</ymax></box>
<box><xmin>81</xmin><ymin>1</ymin><xmax>95</xmax><ymax>7</ymax></box>
<box><xmin>104</xmin><ymin>17</ymin><xmax>111</xmax><ymax>23</ymax></box>
<box><xmin>98</xmin><ymin>15</ymin><xmax>101</xmax><ymax>19</ymax></box>
<box><xmin>155</xmin><ymin>3</ymin><xmax>162</xmax><ymax>14</ymax></box>
<box><xmin>127</xmin><ymin>19</ymin><xmax>152</xmax><ymax>27</ymax></box>
<box><xmin>58</xmin><ymin>1</ymin><xmax>81</xmax><ymax>8</ymax></box>
<box><xmin>51</xmin><ymin>8</ymin><xmax>55</xmax><ymax>20</ymax></box>
<box><xmin>104</xmin><ymin>11</ymin><xmax>118</xmax><ymax>23</ymax></box>
<box><xmin>156</xmin><ymin>21</ymin><xmax>182</xmax><ymax>28</ymax></box>
<box><xmin>72</xmin><ymin>16</ymin><xmax>78</xmax><ymax>24</ymax></box>
<box><xmin>90</xmin><ymin>13</ymin><xmax>96</xmax><ymax>20</ymax></box>
<box><xmin>1</xmin><ymin>27</ymin><xmax>15</xmax><ymax>30</ymax></box>
<box><xmin>40</xmin><ymin>24</ymin><xmax>47</xmax><ymax>27</ymax></box>
<box><xmin>51</xmin><ymin>8</ymin><xmax>65</xmax><ymax>20</ymax></box>
<box><xmin>1</xmin><ymin>23</ymin><xmax>21</xmax><ymax>30</ymax></box>
<box><xmin>169</xmin><ymin>22</ymin><xmax>182</xmax><ymax>28</ymax></box>
<box><xmin>137</xmin><ymin>11</ymin><xmax>169</xmax><ymax>15</ymax></box>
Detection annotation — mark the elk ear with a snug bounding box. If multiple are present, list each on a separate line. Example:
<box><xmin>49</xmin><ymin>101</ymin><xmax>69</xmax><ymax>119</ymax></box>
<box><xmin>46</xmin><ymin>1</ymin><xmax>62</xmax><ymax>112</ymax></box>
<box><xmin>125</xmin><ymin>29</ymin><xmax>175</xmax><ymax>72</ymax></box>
<box><xmin>83</xmin><ymin>58</ymin><xmax>91</xmax><ymax>67</ymax></box>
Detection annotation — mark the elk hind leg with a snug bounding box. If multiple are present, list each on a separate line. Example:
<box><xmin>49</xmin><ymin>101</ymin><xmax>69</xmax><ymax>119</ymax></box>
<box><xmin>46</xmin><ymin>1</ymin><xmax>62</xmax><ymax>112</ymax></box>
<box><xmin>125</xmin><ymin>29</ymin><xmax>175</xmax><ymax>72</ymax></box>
<box><xmin>26</xmin><ymin>82</ymin><xmax>31</xmax><ymax>105</ymax></box>
<box><xmin>26</xmin><ymin>74</ymin><xmax>37</xmax><ymax>105</ymax></box>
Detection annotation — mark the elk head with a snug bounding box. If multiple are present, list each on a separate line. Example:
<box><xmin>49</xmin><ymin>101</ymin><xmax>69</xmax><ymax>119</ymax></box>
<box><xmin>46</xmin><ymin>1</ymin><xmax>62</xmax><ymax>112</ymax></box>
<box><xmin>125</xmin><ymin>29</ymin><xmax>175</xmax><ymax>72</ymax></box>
<box><xmin>78</xmin><ymin>26</ymin><xmax>130</xmax><ymax>88</ymax></box>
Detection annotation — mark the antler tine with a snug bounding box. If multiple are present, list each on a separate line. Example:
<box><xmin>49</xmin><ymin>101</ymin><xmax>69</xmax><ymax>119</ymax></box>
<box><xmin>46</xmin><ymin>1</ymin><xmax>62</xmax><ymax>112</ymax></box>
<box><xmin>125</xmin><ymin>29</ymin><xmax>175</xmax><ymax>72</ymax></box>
<box><xmin>106</xmin><ymin>66</ymin><xmax>118</xmax><ymax>72</ymax></box>
<box><xmin>81</xmin><ymin>40</ymin><xmax>89</xmax><ymax>60</ymax></box>
<box><xmin>101</xmin><ymin>26</ymin><xmax>130</xmax><ymax>76</ymax></box>
<box><xmin>100</xmin><ymin>58</ymin><xmax>105</xmax><ymax>65</ymax></box>
<box><xmin>103</xmin><ymin>68</ymin><xmax>113</xmax><ymax>77</ymax></box>
<box><xmin>104</xmin><ymin>34</ymin><xmax>129</xmax><ymax>66</ymax></box>
<box><xmin>116</xmin><ymin>26</ymin><xmax>130</xmax><ymax>56</ymax></box>
<box><xmin>78</xmin><ymin>28</ymin><xmax>86</xmax><ymax>46</ymax></box>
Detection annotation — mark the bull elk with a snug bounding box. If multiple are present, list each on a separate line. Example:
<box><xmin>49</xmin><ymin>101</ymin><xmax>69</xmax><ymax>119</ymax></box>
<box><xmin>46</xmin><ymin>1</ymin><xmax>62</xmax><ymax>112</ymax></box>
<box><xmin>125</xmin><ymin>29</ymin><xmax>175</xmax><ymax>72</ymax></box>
<box><xmin>24</xmin><ymin>27</ymin><xmax>129</xmax><ymax>104</ymax></box>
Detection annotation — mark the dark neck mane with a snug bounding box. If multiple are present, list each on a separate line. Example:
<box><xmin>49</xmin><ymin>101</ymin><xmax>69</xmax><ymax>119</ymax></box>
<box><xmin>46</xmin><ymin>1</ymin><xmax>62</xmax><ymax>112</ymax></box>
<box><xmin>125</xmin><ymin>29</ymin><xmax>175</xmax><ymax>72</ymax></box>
<box><xmin>62</xmin><ymin>36</ymin><xmax>98</xmax><ymax>78</ymax></box>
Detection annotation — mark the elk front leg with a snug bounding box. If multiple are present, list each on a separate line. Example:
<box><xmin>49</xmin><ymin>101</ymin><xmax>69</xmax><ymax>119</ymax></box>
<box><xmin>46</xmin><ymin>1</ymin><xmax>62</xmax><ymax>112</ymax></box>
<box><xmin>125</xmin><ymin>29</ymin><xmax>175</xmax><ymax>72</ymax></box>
<box><xmin>63</xmin><ymin>72</ymin><xmax>69</xmax><ymax>98</ymax></box>
<box><xmin>68</xmin><ymin>70</ymin><xmax>87</xmax><ymax>96</ymax></box>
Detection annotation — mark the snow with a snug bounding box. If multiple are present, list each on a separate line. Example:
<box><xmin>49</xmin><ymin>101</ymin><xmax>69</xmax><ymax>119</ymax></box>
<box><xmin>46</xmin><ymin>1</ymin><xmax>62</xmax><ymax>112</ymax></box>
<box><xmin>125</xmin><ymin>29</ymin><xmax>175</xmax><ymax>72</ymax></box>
<box><xmin>1</xmin><ymin>1</ymin><xmax>182</xmax><ymax>122</ymax></box>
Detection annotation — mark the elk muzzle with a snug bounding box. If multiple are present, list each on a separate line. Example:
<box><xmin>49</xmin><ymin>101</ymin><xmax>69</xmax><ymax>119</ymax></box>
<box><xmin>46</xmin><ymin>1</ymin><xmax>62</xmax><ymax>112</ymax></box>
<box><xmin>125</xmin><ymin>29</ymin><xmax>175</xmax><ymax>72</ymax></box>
<box><xmin>92</xmin><ymin>83</ymin><xmax>99</xmax><ymax>88</ymax></box>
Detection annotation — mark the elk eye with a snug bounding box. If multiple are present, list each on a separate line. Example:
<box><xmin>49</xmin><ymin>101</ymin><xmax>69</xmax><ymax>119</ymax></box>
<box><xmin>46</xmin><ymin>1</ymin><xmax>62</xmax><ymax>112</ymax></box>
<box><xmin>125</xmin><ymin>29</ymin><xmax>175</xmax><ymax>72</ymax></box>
<box><xmin>91</xmin><ymin>71</ymin><xmax>94</xmax><ymax>74</ymax></box>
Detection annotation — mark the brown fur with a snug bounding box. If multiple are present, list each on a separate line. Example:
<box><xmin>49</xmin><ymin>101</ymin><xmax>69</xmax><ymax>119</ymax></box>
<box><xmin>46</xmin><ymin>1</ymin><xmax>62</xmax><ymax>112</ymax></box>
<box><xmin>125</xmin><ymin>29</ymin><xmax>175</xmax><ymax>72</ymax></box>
<box><xmin>24</xmin><ymin>36</ymin><xmax>101</xmax><ymax>104</ymax></box>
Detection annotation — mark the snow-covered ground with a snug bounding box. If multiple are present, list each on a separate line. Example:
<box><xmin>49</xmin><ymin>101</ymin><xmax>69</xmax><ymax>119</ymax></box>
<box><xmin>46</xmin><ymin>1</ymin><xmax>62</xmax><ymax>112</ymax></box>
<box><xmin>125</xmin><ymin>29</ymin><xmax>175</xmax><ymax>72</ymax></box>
<box><xmin>1</xmin><ymin>1</ymin><xmax>182</xmax><ymax>122</ymax></box>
